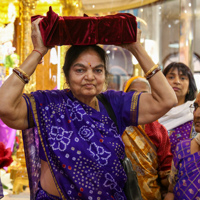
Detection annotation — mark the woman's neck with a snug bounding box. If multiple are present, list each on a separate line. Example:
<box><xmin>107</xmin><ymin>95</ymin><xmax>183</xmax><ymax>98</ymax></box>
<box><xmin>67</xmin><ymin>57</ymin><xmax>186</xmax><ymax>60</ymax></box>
<box><xmin>176</xmin><ymin>96</ymin><xmax>186</xmax><ymax>106</ymax></box>
<box><xmin>73</xmin><ymin>93</ymin><xmax>99</xmax><ymax>111</ymax></box>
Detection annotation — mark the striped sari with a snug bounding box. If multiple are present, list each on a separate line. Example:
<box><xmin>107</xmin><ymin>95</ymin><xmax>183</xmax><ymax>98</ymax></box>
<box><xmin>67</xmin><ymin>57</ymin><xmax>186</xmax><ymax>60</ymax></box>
<box><xmin>122</xmin><ymin>121</ymin><xmax>172</xmax><ymax>200</ymax></box>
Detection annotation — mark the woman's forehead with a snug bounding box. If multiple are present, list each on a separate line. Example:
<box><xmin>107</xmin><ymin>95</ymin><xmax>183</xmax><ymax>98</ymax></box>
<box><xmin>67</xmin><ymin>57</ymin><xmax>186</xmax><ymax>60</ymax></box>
<box><xmin>75</xmin><ymin>49</ymin><xmax>103</xmax><ymax>62</ymax></box>
<box><xmin>168</xmin><ymin>67</ymin><xmax>187</xmax><ymax>76</ymax></box>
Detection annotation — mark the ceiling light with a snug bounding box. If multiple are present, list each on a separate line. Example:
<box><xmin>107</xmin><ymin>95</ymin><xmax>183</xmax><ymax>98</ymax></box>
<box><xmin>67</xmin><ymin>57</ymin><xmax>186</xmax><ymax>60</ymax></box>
<box><xmin>168</xmin><ymin>43</ymin><xmax>179</xmax><ymax>48</ymax></box>
<box><xmin>106</xmin><ymin>50</ymin><xmax>110</xmax><ymax>54</ymax></box>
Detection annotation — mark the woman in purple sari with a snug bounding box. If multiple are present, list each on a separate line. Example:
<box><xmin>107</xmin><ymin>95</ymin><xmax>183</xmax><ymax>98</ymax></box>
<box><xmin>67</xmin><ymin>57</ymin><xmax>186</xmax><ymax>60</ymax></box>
<box><xmin>0</xmin><ymin>18</ymin><xmax>177</xmax><ymax>200</ymax></box>
<box><xmin>159</xmin><ymin>62</ymin><xmax>197</xmax><ymax>154</ymax></box>
<box><xmin>164</xmin><ymin>92</ymin><xmax>200</xmax><ymax>200</ymax></box>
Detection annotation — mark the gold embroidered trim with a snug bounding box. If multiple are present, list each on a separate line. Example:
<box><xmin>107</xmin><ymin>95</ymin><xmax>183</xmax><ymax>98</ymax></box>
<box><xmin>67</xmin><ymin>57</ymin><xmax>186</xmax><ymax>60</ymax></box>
<box><xmin>130</xmin><ymin>92</ymin><xmax>140</xmax><ymax>125</ymax></box>
<box><xmin>27</xmin><ymin>94</ymin><xmax>66</xmax><ymax>200</ymax></box>
<box><xmin>130</xmin><ymin>92</ymin><xmax>139</xmax><ymax>112</ymax></box>
<box><xmin>23</xmin><ymin>94</ymin><xmax>35</xmax><ymax>128</ymax></box>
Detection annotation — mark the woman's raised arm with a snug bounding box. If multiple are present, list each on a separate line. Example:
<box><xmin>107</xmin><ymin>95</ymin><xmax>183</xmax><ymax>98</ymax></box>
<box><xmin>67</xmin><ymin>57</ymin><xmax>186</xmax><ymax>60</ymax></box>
<box><xmin>0</xmin><ymin>18</ymin><xmax>48</xmax><ymax>130</ymax></box>
<box><xmin>122</xmin><ymin>29</ymin><xmax>177</xmax><ymax>124</ymax></box>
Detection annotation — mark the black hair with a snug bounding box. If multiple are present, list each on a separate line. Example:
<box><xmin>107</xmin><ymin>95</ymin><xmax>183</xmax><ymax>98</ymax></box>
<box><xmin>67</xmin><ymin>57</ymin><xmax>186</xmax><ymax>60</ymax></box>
<box><xmin>163</xmin><ymin>62</ymin><xmax>197</xmax><ymax>101</ymax></box>
<box><xmin>63</xmin><ymin>45</ymin><xmax>108</xmax><ymax>82</ymax></box>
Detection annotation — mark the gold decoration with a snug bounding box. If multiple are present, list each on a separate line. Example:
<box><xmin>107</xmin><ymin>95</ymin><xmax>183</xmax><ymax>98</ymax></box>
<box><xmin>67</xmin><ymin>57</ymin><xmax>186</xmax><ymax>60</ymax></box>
<box><xmin>10</xmin><ymin>0</ymin><xmax>37</xmax><ymax>194</ymax></box>
<box><xmin>10</xmin><ymin>131</ymin><xmax>29</xmax><ymax>194</ymax></box>
<box><xmin>19</xmin><ymin>0</ymin><xmax>38</xmax><ymax>93</ymax></box>
<box><xmin>83</xmin><ymin>0</ymin><xmax>160</xmax><ymax>14</ymax></box>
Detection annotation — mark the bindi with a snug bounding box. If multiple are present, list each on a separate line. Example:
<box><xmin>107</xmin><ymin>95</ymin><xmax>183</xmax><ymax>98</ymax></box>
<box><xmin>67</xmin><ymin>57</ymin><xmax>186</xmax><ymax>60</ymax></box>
<box><xmin>88</xmin><ymin>62</ymin><xmax>91</xmax><ymax>67</ymax></box>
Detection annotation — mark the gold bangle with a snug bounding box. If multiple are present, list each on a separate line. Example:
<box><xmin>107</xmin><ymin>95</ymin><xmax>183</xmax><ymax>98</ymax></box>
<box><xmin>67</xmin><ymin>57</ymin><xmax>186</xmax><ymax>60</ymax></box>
<box><xmin>13</xmin><ymin>67</ymin><xmax>30</xmax><ymax>84</ymax></box>
<box><xmin>13</xmin><ymin>72</ymin><xmax>26</xmax><ymax>84</ymax></box>
<box><xmin>146</xmin><ymin>66</ymin><xmax>161</xmax><ymax>80</ymax></box>
<box><xmin>144</xmin><ymin>64</ymin><xmax>159</xmax><ymax>78</ymax></box>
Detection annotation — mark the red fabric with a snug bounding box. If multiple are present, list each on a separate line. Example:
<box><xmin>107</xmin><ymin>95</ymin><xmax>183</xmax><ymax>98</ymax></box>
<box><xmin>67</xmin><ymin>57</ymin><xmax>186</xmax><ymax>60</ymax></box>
<box><xmin>31</xmin><ymin>6</ymin><xmax>137</xmax><ymax>47</ymax></box>
<box><xmin>0</xmin><ymin>142</ymin><xmax>13</xmax><ymax>168</ymax></box>
<box><xmin>145</xmin><ymin>121</ymin><xmax>173</xmax><ymax>172</ymax></box>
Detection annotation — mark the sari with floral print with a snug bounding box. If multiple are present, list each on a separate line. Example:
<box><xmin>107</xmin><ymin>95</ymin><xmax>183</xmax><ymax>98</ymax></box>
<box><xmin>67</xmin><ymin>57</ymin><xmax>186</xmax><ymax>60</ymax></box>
<box><xmin>22</xmin><ymin>89</ymin><xmax>141</xmax><ymax>200</ymax></box>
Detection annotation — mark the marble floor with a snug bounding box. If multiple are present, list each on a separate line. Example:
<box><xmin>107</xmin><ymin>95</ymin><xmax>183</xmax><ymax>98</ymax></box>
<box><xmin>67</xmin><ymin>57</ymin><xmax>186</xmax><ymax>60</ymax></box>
<box><xmin>2</xmin><ymin>188</ymin><xmax>30</xmax><ymax>200</ymax></box>
<box><xmin>1</xmin><ymin>170</ymin><xmax>30</xmax><ymax>200</ymax></box>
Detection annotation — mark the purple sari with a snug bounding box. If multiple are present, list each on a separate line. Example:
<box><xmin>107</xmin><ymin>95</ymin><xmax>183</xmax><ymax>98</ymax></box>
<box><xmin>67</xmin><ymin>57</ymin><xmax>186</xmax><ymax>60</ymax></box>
<box><xmin>22</xmin><ymin>89</ymin><xmax>140</xmax><ymax>200</ymax></box>
<box><xmin>168</xmin><ymin>121</ymin><xmax>197</xmax><ymax>154</ymax></box>
<box><xmin>169</xmin><ymin>139</ymin><xmax>200</xmax><ymax>199</ymax></box>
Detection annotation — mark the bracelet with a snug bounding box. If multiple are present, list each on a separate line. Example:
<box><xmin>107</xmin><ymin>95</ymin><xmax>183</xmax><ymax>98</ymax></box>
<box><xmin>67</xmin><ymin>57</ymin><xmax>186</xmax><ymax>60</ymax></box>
<box><xmin>13</xmin><ymin>67</ymin><xmax>30</xmax><ymax>84</ymax></box>
<box><xmin>144</xmin><ymin>64</ymin><xmax>158</xmax><ymax>78</ymax></box>
<box><xmin>32</xmin><ymin>49</ymin><xmax>43</xmax><ymax>58</ymax></box>
<box><xmin>144</xmin><ymin>64</ymin><xmax>161</xmax><ymax>80</ymax></box>
<box><xmin>33</xmin><ymin>49</ymin><xmax>43</xmax><ymax>64</ymax></box>
<box><xmin>13</xmin><ymin>72</ymin><xmax>26</xmax><ymax>84</ymax></box>
<box><xmin>146</xmin><ymin>66</ymin><xmax>161</xmax><ymax>80</ymax></box>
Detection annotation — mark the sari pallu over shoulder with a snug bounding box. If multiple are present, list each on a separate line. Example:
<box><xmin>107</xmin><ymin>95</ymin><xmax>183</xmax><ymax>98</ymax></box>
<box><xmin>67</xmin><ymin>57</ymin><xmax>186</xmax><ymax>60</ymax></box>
<box><xmin>22</xmin><ymin>89</ymin><xmax>140</xmax><ymax>200</ymax></box>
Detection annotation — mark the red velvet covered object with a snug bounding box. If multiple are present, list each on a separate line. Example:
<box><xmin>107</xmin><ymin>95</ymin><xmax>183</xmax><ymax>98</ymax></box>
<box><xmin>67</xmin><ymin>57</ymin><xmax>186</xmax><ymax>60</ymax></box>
<box><xmin>31</xmin><ymin>7</ymin><xmax>137</xmax><ymax>46</ymax></box>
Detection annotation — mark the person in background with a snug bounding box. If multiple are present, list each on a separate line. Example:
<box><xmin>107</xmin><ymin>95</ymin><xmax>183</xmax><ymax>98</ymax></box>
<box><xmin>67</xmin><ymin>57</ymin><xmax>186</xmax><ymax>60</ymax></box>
<box><xmin>0</xmin><ymin>17</ymin><xmax>177</xmax><ymax>199</ymax></box>
<box><xmin>164</xmin><ymin>92</ymin><xmax>200</xmax><ymax>200</ymax></box>
<box><xmin>122</xmin><ymin>76</ymin><xmax>173</xmax><ymax>200</ymax></box>
<box><xmin>159</xmin><ymin>62</ymin><xmax>197</xmax><ymax>154</ymax></box>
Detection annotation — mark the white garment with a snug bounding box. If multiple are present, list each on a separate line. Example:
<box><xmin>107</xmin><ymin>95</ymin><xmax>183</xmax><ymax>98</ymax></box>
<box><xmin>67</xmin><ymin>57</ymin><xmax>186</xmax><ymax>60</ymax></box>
<box><xmin>158</xmin><ymin>100</ymin><xmax>194</xmax><ymax>131</ymax></box>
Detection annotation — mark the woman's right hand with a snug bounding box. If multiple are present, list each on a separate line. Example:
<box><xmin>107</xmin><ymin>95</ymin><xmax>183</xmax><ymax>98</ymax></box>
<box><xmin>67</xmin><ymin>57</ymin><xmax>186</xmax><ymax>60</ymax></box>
<box><xmin>31</xmin><ymin>18</ymin><xmax>48</xmax><ymax>56</ymax></box>
<box><xmin>119</xmin><ymin>28</ymin><xmax>142</xmax><ymax>52</ymax></box>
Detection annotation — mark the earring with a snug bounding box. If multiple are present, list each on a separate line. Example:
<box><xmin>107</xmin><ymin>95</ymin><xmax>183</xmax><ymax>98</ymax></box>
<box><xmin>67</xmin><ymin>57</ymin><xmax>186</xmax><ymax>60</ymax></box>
<box><xmin>102</xmin><ymin>82</ymin><xmax>108</xmax><ymax>92</ymax></box>
<box><xmin>63</xmin><ymin>82</ymin><xmax>70</xmax><ymax>89</ymax></box>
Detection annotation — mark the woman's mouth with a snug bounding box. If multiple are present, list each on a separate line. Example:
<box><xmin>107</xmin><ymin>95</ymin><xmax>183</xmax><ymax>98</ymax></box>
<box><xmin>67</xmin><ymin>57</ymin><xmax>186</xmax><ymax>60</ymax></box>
<box><xmin>195</xmin><ymin>122</ymin><xmax>200</xmax><ymax>127</ymax></box>
<box><xmin>173</xmin><ymin>87</ymin><xmax>180</xmax><ymax>91</ymax></box>
<box><xmin>84</xmin><ymin>84</ymin><xmax>94</xmax><ymax>88</ymax></box>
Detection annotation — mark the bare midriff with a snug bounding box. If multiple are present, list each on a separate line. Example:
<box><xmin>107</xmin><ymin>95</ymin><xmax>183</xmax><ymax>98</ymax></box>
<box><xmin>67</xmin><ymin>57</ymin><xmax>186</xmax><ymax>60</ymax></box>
<box><xmin>40</xmin><ymin>160</ymin><xmax>61</xmax><ymax>197</ymax></box>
